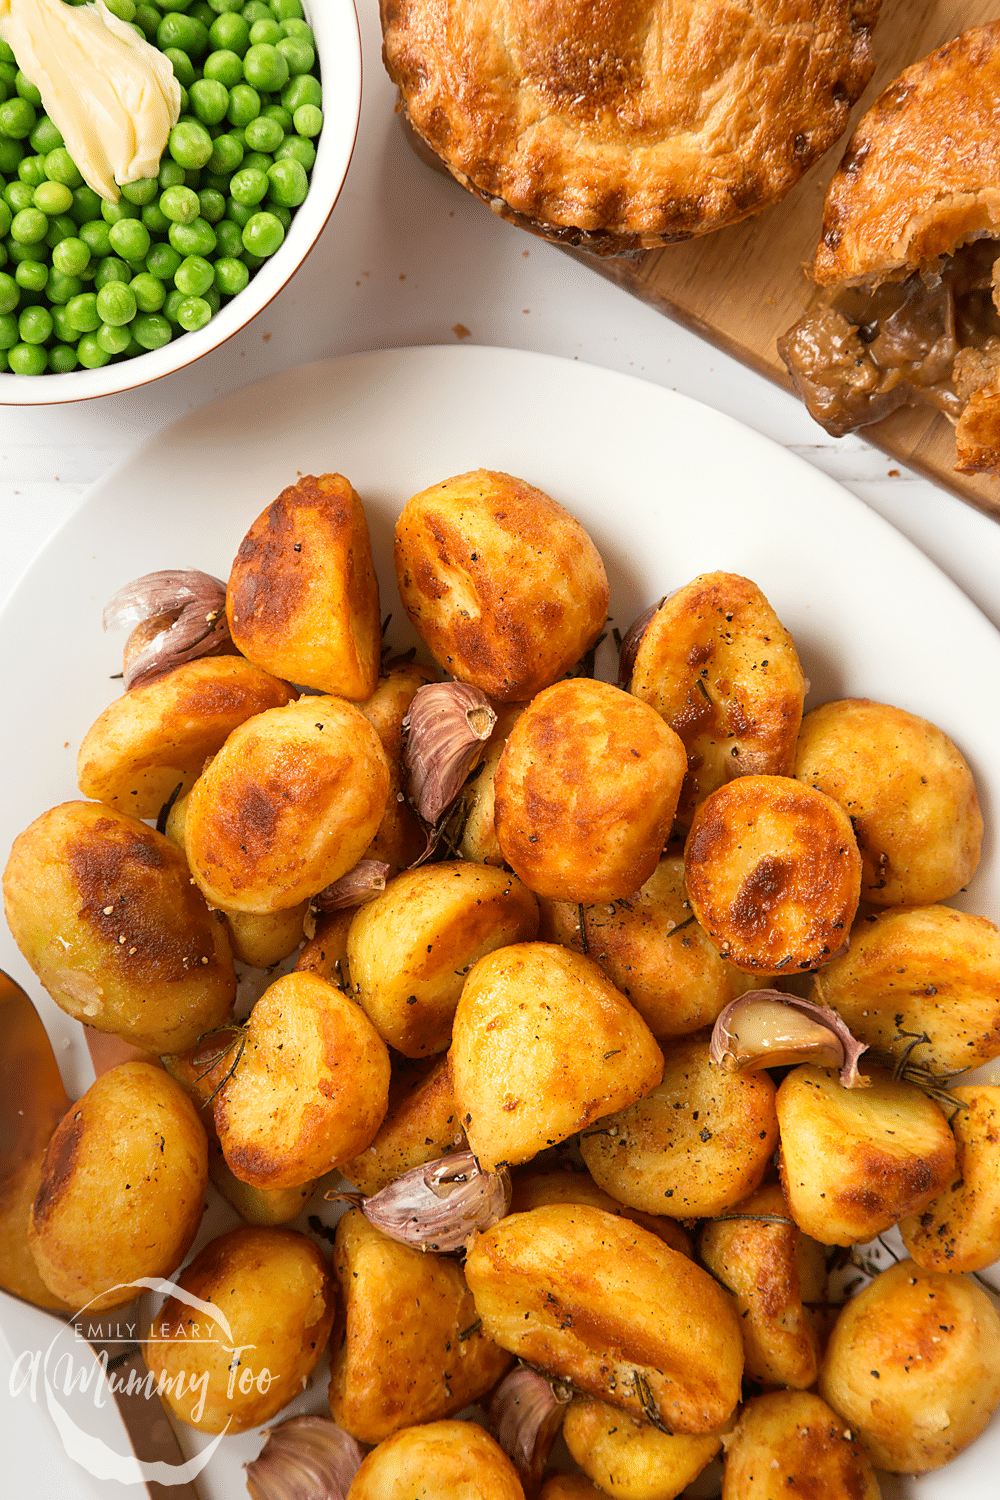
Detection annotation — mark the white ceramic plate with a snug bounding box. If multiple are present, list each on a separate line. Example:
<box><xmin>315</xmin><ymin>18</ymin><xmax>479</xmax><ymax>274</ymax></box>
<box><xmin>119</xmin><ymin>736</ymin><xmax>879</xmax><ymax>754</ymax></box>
<box><xmin>1</xmin><ymin>345</ymin><xmax>998</xmax><ymax>1497</ymax></box>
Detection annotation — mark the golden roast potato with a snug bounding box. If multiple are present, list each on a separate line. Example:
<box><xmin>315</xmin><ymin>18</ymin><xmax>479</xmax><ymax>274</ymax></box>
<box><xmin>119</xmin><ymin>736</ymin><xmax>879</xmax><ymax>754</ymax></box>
<box><xmin>226</xmin><ymin>472</ymin><xmax>382</xmax><ymax>700</ymax></box>
<box><xmin>563</xmin><ymin>1399</ymin><xmax>723</xmax><ymax>1500</ymax></box>
<box><xmin>777</xmin><ymin>1065</ymin><xmax>956</xmax><ymax>1246</ymax></box>
<box><xmin>346</xmin><ymin>1420</ymin><xmax>525</xmax><ymax>1500</ymax></box>
<box><xmin>580</xmin><ymin>1034</ymin><xmax>778</xmax><ymax>1218</ymax></box>
<box><xmin>628</xmin><ymin>572</ymin><xmax>806</xmax><ymax>827</ymax></box>
<box><xmin>28</xmin><ymin>1062</ymin><xmax>207</xmax><ymax>1311</ymax></box>
<box><xmin>185</xmin><ymin>695</ymin><xmax>390</xmax><ymax>913</ymax></box>
<box><xmin>538</xmin><ymin>852</ymin><xmax>763</xmax><ymax>1041</ymax></box>
<box><xmin>539</xmin><ymin>1482</ymin><xmax>603</xmax><ymax>1500</ymax></box>
<box><xmin>76</xmin><ymin>656</ymin><xmax>297</xmax><ymax>819</ymax></box>
<box><xmin>295</xmin><ymin>907</ymin><xmax>354</xmax><ymax>988</ymax></box>
<box><xmin>722</xmin><ymin>1391</ymin><xmax>880</xmax><ymax>1500</ymax></box>
<box><xmin>214</xmin><ymin>971</ymin><xmax>391</xmax><ymax>1189</ymax></box>
<box><xmin>450</xmin><ymin>943</ymin><xmax>663</xmax><ymax>1172</ymax></box>
<box><xmin>812</xmin><ymin>904</ymin><xmax>1000</xmax><ymax>1075</ymax></box>
<box><xmin>358</xmin><ymin>661</ymin><xmax>437</xmax><ymax>873</ymax></box>
<box><xmin>684</xmin><ymin>776</ymin><xmax>861</xmax><ymax>973</ymax></box>
<box><xmin>494</xmin><ymin>679</ymin><xmax>687</xmax><ymax>903</ymax></box>
<box><xmin>459</xmin><ymin>704</ymin><xmax>525</xmax><ymax>865</ymax></box>
<box><xmin>510</xmin><ymin>1170</ymin><xmax>693</xmax><ymax>1258</ymax></box>
<box><xmin>3</xmin><ymin>801</ymin><xmax>236</xmax><ymax>1053</ymax></box>
<box><xmin>393</xmin><ymin>469</ymin><xmax>609</xmax><ymax>702</ymax></box>
<box><xmin>465</xmin><ymin>1204</ymin><xmax>744</xmax><ymax>1433</ymax></box>
<box><xmin>144</xmin><ymin>1225</ymin><xmax>335</xmax><ymax>1433</ymax></box>
<box><xmin>698</xmin><ymin>1182</ymin><xmax>827</xmax><ymax>1389</ymax></box>
<box><xmin>329</xmin><ymin>1210</ymin><xmax>513</xmax><ymax>1443</ymax></box>
<box><xmin>347</xmin><ymin>862</ymin><xmax>539</xmax><ymax>1057</ymax></box>
<box><xmin>795</xmin><ymin>697</ymin><xmax>983</xmax><ymax>906</ymax></box>
<box><xmin>899</xmin><ymin>1084</ymin><xmax>1000</xmax><ymax>1272</ymax></box>
<box><xmin>818</xmin><ymin>1259</ymin><xmax>1000</xmax><ymax>1472</ymax></box>
<box><xmin>339</xmin><ymin>1053</ymin><xmax>463</xmax><ymax>1196</ymax></box>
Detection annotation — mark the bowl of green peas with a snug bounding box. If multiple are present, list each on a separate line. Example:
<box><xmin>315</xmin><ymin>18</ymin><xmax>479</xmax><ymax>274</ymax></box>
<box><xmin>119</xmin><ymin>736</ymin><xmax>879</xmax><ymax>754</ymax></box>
<box><xmin>0</xmin><ymin>0</ymin><xmax>361</xmax><ymax>401</ymax></box>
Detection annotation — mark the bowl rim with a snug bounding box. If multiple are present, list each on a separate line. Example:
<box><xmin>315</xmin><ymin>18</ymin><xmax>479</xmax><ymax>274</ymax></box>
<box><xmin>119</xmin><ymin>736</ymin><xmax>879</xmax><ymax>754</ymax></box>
<box><xmin>0</xmin><ymin>0</ymin><xmax>362</xmax><ymax>407</ymax></box>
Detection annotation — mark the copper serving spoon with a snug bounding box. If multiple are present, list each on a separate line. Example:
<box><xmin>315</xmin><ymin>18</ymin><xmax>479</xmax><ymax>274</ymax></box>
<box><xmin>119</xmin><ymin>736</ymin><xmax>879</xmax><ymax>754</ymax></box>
<box><xmin>0</xmin><ymin>968</ymin><xmax>200</xmax><ymax>1500</ymax></box>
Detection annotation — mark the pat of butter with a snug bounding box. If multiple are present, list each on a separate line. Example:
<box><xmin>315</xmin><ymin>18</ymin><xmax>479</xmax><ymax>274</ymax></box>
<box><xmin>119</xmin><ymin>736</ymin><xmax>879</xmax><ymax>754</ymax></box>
<box><xmin>0</xmin><ymin>0</ymin><xmax>180</xmax><ymax>202</ymax></box>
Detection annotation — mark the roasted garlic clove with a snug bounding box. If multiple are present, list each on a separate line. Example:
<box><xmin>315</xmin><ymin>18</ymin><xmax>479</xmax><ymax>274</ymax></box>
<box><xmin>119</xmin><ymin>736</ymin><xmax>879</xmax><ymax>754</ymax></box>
<box><xmin>711</xmin><ymin>990</ymin><xmax>868</xmax><ymax>1087</ymax></box>
<box><xmin>403</xmin><ymin>681</ymin><xmax>497</xmax><ymax>825</ymax></box>
<box><xmin>245</xmin><ymin>1413</ymin><xmax>363</xmax><ymax>1500</ymax></box>
<box><xmin>327</xmin><ymin>1149</ymin><xmax>511</xmax><ymax>1252</ymax></box>
<box><xmin>104</xmin><ymin>569</ymin><xmax>234</xmax><ymax>690</ymax></box>
<box><xmin>312</xmin><ymin>860</ymin><xmax>390</xmax><ymax>912</ymax></box>
<box><xmin>489</xmin><ymin>1364</ymin><xmax>572</xmax><ymax>1495</ymax></box>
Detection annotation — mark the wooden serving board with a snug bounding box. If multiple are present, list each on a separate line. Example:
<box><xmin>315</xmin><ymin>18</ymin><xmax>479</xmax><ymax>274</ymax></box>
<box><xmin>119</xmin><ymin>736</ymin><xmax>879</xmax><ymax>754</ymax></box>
<box><xmin>565</xmin><ymin>0</ymin><xmax>1000</xmax><ymax>521</ymax></box>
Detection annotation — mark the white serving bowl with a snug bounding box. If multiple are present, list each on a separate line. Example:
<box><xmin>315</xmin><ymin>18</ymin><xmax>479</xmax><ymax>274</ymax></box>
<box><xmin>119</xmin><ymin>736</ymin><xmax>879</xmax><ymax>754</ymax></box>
<box><xmin>0</xmin><ymin>0</ymin><xmax>361</xmax><ymax>405</ymax></box>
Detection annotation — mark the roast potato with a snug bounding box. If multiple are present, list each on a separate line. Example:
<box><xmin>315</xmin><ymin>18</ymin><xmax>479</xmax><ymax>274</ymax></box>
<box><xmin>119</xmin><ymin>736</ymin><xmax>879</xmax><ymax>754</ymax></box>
<box><xmin>226</xmin><ymin>472</ymin><xmax>382</xmax><ymax>700</ymax></box>
<box><xmin>358</xmin><ymin>661</ymin><xmax>437</xmax><ymax>873</ymax></box>
<box><xmin>76</xmin><ymin>656</ymin><xmax>297</xmax><ymax>819</ymax></box>
<box><xmin>295</xmin><ymin>908</ymin><xmax>354</xmax><ymax>989</ymax></box>
<box><xmin>346</xmin><ymin>1420</ymin><xmax>525</xmax><ymax>1500</ymax></box>
<box><xmin>28</xmin><ymin>1061</ymin><xmax>207</xmax><ymax>1311</ymax></box>
<box><xmin>722</xmin><ymin>1391</ymin><xmax>880</xmax><ymax>1500</ymax></box>
<box><xmin>450</xmin><ymin>943</ymin><xmax>663</xmax><ymax>1171</ymax></box>
<box><xmin>347</xmin><ymin>862</ymin><xmax>539</xmax><ymax>1057</ymax></box>
<box><xmin>794</xmin><ymin>697</ymin><xmax>983</xmax><ymax>905</ymax></box>
<box><xmin>628</xmin><ymin>572</ymin><xmax>806</xmax><ymax>828</ymax></box>
<box><xmin>339</xmin><ymin>1053</ymin><xmax>463</xmax><ymax>1196</ymax></box>
<box><xmin>563</xmin><ymin>1399</ymin><xmax>723</xmax><ymax>1500</ymax></box>
<box><xmin>510</xmin><ymin>1170</ymin><xmax>693</xmax><ymax>1258</ymax></box>
<box><xmin>143</xmin><ymin>1225</ymin><xmax>335</xmax><ymax>1433</ymax></box>
<box><xmin>393</xmin><ymin>469</ymin><xmax>609</xmax><ymax>702</ymax></box>
<box><xmin>494</xmin><ymin>680</ymin><xmax>687</xmax><ymax>903</ymax></box>
<box><xmin>899</xmin><ymin>1084</ymin><xmax>1000</xmax><ymax>1272</ymax></box>
<box><xmin>3</xmin><ymin>800</ymin><xmax>236</xmax><ymax>1053</ymax></box>
<box><xmin>185</xmin><ymin>695</ymin><xmax>390</xmax><ymax>913</ymax></box>
<box><xmin>459</xmin><ymin>704</ymin><xmax>525</xmax><ymax>866</ymax></box>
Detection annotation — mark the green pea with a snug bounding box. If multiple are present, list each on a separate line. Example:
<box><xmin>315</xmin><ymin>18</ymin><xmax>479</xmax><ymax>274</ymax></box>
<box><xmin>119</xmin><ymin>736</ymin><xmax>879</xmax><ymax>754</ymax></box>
<box><xmin>70</xmin><ymin>185</ymin><xmax>102</xmax><ymax>223</ymax></box>
<box><xmin>66</xmin><ymin>293</ymin><xmax>101</xmax><ymax>333</ymax></box>
<box><xmin>203</xmin><ymin>171</ymin><xmax>232</xmax><ymax>195</ymax></box>
<box><xmin>242</xmin><ymin>2</ymin><xmax>272</xmax><ymax>20</ymax></box>
<box><xmin>134</xmin><ymin>4</ymin><xmax>164</xmax><ymax>41</ymax></box>
<box><xmin>273</xmin><ymin>133</ymin><xmax>314</xmax><ymax>167</ymax></box>
<box><xmin>158</xmin><ymin>14</ymin><xmax>209</xmax><ymax>56</ymax></box>
<box><xmin>277</xmin><ymin>35</ymin><xmax>313</xmax><ymax>75</ymax></box>
<box><xmin>0</xmin><ymin>311</ymin><xmax>17</xmax><ymax>347</ymax></box>
<box><xmin>7</xmin><ymin>239</ymin><xmax>45</xmax><ymax>264</ymax></box>
<box><xmin>19</xmin><ymin>304</ymin><xmax>53</xmax><ymax>343</ymax></box>
<box><xmin>281</xmin><ymin>72</ymin><xmax>320</xmax><ymax>112</ymax></box>
<box><xmin>214</xmin><ymin>255</ymin><xmax>249</xmax><ymax>295</ymax></box>
<box><xmin>109</xmin><ymin>219</ymin><xmax>152</xmax><ymax>261</ymax></box>
<box><xmin>47</xmin><ymin>270</ymin><xmax>83</xmax><ymax>305</ymax></box>
<box><xmin>190</xmin><ymin>0</ymin><xmax>215</xmax><ymax>23</ymax></box>
<box><xmin>270</xmin><ymin>0</ymin><xmax>304</xmax><ymax>17</ymax></box>
<box><xmin>80</xmin><ymin>220</ymin><xmax>114</xmax><ymax>256</ymax></box>
<box><xmin>49</xmin><ymin>343</ymin><xmax>79</xmax><ymax>374</ymax></box>
<box><xmin>161</xmin><ymin>183</ymin><xmax>201</xmax><ymax>223</ymax></box>
<box><xmin>147</xmin><ymin>242</ymin><xmax>183</xmax><ymax>280</ymax></box>
<box><xmin>159</xmin><ymin>0</ymin><xmax>198</xmax><ymax>12</ymax></box>
<box><xmin>0</xmin><ymin>42</ymin><xmax>13</xmax><ymax>64</ymax></box>
<box><xmin>244</xmin><ymin>114</ymin><xmax>283</xmax><ymax>152</ymax></box>
<box><xmin>175</xmin><ymin>294</ymin><xmax>212</xmax><ymax>331</ymax></box>
<box><xmin>121</xmin><ymin>176</ymin><xmax>161</xmax><ymax>205</ymax></box>
<box><xmin>214</xmin><ymin>218</ymin><xmax>244</xmax><ymax>257</ymax></box>
<box><xmin>33</xmin><ymin>180</ymin><xmax>73</xmax><ymax>215</ymax></box>
<box><xmin>14</xmin><ymin>73</ymin><xmax>41</xmax><ymax>108</ymax></box>
<box><xmin>0</xmin><ymin>349</ymin><xmax>8</xmax><ymax>371</ymax></box>
<box><xmin>29</xmin><ymin>117</ymin><xmax>63</xmax><ymax>155</ymax></box>
<box><xmin>159</xmin><ymin>158</ymin><xmax>187</xmax><ymax>189</ymax></box>
<box><xmin>77</xmin><ymin>333</ymin><xmax>112</xmax><ymax>368</ymax></box>
<box><xmin>204</xmin><ymin>49</ymin><xmax>243</xmax><ymax>87</ymax></box>
<box><xmin>209</xmin><ymin>0</ymin><xmax>244</xmax><ymax>12</ymax></box>
<box><xmin>51</xmin><ymin>302</ymin><xmax>77</xmax><ymax>341</ymax></box>
<box><xmin>0</xmin><ymin>269</ymin><xmax>17</xmax><ymax>312</ymax></box>
<box><xmin>163</xmin><ymin>287</ymin><xmax>187</xmax><ymax>323</ymax></box>
<box><xmin>142</xmin><ymin>201</ymin><xmax>172</xmax><ymax>234</ymax></box>
<box><xmin>293</xmin><ymin>105</ymin><xmax>322</xmax><ymax>139</ymax></box>
<box><xmin>169</xmin><ymin>120</ymin><xmax>214</xmax><ymax>170</ymax></box>
<box><xmin>279</xmin><ymin>18</ymin><xmax>312</xmax><ymax>41</ymax></box>
<box><xmin>44</xmin><ymin>212</ymin><xmax>77</xmax><ymax>249</ymax></box>
<box><xmin>208</xmin><ymin>132</ymin><xmax>244</xmax><ymax>174</ymax></box>
<box><xmin>227</xmin><ymin>84</ymin><xmax>262</xmax><ymax>129</ymax></box>
<box><xmin>230</xmin><ymin>165</ymin><xmax>268</xmax><ymax>205</ymax></box>
<box><xmin>266</xmin><ymin>156</ymin><xmax>306</xmax><ymax>207</ymax></box>
<box><xmin>243</xmin><ymin>42</ymin><xmax>288</xmax><ymax>93</ymax></box>
<box><xmin>163</xmin><ymin>46</ymin><xmax>196</xmax><ymax>88</ymax></box>
<box><xmin>11</xmin><ymin>207</ymin><xmax>47</xmax><ymax>243</ymax></box>
<box><xmin>101</xmin><ymin>198</ymin><xmax>141</xmax><ymax>223</ymax></box>
<box><xmin>190</xmin><ymin>78</ymin><xmax>230</xmax><ymax>126</ymax></box>
<box><xmin>241</xmin><ymin>209</ymin><xmax>283</xmax><ymax>257</ymax></box>
<box><xmin>249</xmin><ymin>17</ymin><xmax>281</xmax><ymax>43</ymax></box>
<box><xmin>0</xmin><ymin>97</ymin><xmax>35</xmax><ymax>138</ymax></box>
<box><xmin>130</xmin><ymin>272</ymin><xmax>166</xmax><ymax>312</ymax></box>
<box><xmin>9</xmin><ymin>342</ymin><xmax>48</xmax><ymax>375</ymax></box>
<box><xmin>0</xmin><ymin>138</ymin><xmax>24</xmax><ymax>175</ymax></box>
<box><xmin>103</xmin><ymin>0</ymin><xmax>138</xmax><ymax>21</ymax></box>
<box><xmin>96</xmin><ymin>281</ymin><xmax>137</xmax><ymax>326</ymax></box>
<box><xmin>94</xmin><ymin>256</ymin><xmax>132</xmax><ymax>289</ymax></box>
<box><xmin>52</xmin><ymin>237</ymin><xmax>90</xmax><ymax>275</ymax></box>
<box><xmin>184</xmin><ymin>166</ymin><xmax>203</xmax><ymax>189</ymax></box>
<box><xmin>97</xmin><ymin>322</ymin><xmax>132</xmax><ymax>354</ymax></box>
<box><xmin>174</xmin><ymin>253</ymin><xmax>215</xmax><ymax>296</ymax></box>
<box><xmin>5</xmin><ymin>183</ymin><xmax>33</xmax><ymax>211</ymax></box>
<box><xmin>0</xmin><ymin>198</ymin><xmax>11</xmax><ymax>237</ymax></box>
<box><xmin>225</xmin><ymin>197</ymin><xmax>254</xmax><ymax>228</ymax></box>
<box><xmin>14</xmin><ymin>259</ymin><xmax>47</xmax><ymax>292</ymax></box>
<box><xmin>270</xmin><ymin>202</ymin><xmax>291</xmax><ymax>233</ymax></box>
<box><xmin>262</xmin><ymin>102</ymin><xmax>292</xmax><ymax>130</ymax></box>
<box><xmin>198</xmin><ymin>187</ymin><xmax>226</xmax><ymax>223</ymax></box>
<box><xmin>168</xmin><ymin>216</ymin><xmax>217</xmax><ymax>256</ymax></box>
<box><xmin>204</xmin><ymin>284</ymin><xmax>221</xmax><ymax>314</ymax></box>
<box><xmin>209</xmin><ymin>13</ymin><xmax>250</xmax><ymax>55</ymax></box>
<box><xmin>133</xmin><ymin>313</ymin><xmax>173</xmax><ymax>350</ymax></box>
<box><xmin>17</xmin><ymin>155</ymin><xmax>47</xmax><ymax>187</ymax></box>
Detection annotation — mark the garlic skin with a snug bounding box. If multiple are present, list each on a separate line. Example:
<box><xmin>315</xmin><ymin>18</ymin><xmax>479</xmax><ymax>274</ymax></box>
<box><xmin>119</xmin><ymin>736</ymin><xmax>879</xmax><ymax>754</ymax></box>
<box><xmin>245</xmin><ymin>1414</ymin><xmax>363</xmax><ymax>1500</ymax></box>
<box><xmin>330</xmin><ymin>1150</ymin><xmax>511</xmax><ymax>1253</ymax></box>
<box><xmin>489</xmin><ymin>1364</ymin><xmax>572</xmax><ymax>1496</ymax></box>
<box><xmin>0</xmin><ymin>0</ymin><xmax>180</xmax><ymax>203</ymax></box>
<box><xmin>403</xmin><ymin>681</ymin><xmax>497</xmax><ymax>826</ymax></box>
<box><xmin>711</xmin><ymin>989</ymin><xmax>869</xmax><ymax>1087</ymax></box>
<box><xmin>104</xmin><ymin>570</ymin><xmax>234</xmax><ymax>690</ymax></box>
<box><xmin>617</xmin><ymin>597</ymin><xmax>666</xmax><ymax>689</ymax></box>
<box><xmin>312</xmin><ymin>859</ymin><xmax>390</xmax><ymax>912</ymax></box>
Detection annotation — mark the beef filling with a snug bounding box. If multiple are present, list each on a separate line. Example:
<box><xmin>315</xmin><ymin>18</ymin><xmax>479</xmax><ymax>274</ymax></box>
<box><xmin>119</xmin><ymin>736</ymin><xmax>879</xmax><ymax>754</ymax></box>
<box><xmin>778</xmin><ymin>240</ymin><xmax>1000</xmax><ymax>437</ymax></box>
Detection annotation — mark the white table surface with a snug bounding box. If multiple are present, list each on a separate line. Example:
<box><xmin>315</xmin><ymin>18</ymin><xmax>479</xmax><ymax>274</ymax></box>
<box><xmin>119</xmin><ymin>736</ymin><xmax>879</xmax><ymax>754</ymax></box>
<box><xmin>4</xmin><ymin>3</ymin><xmax>1000</xmax><ymax>1496</ymax></box>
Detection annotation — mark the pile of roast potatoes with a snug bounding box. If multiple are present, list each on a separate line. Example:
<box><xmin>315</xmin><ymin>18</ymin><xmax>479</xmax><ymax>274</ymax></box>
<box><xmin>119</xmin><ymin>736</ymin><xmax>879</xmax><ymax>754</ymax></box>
<box><xmin>4</xmin><ymin>467</ymin><xmax>1000</xmax><ymax>1498</ymax></box>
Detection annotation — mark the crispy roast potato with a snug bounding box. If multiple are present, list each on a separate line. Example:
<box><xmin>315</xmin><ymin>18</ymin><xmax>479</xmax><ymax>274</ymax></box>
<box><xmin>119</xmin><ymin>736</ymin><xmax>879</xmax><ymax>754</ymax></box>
<box><xmin>226</xmin><ymin>472</ymin><xmax>382</xmax><ymax>700</ymax></box>
<box><xmin>777</xmin><ymin>1065</ymin><xmax>956</xmax><ymax>1246</ymax></box>
<box><xmin>563</xmin><ymin>1399</ymin><xmax>723</xmax><ymax>1500</ymax></box>
<box><xmin>510</xmin><ymin>1170</ymin><xmax>693</xmax><ymax>1258</ymax></box>
<box><xmin>393</xmin><ymin>469</ymin><xmax>609</xmax><ymax>702</ymax></box>
<box><xmin>899</xmin><ymin>1084</ymin><xmax>1000</xmax><ymax>1272</ymax></box>
<box><xmin>3</xmin><ymin>801</ymin><xmax>236</xmax><ymax>1053</ymax></box>
<box><xmin>329</xmin><ymin>1210</ymin><xmax>513</xmax><ymax>1443</ymax></box>
<box><xmin>722</xmin><ymin>1391</ymin><xmax>880</xmax><ymax>1500</ymax></box>
<box><xmin>698</xmin><ymin>1182</ymin><xmax>828</xmax><ymax>1388</ymax></box>
<box><xmin>295</xmin><ymin>907</ymin><xmax>354</xmax><ymax>988</ymax></box>
<box><xmin>28</xmin><ymin>1062</ymin><xmax>207</xmax><ymax>1311</ymax></box>
<box><xmin>358</xmin><ymin>662</ymin><xmax>437</xmax><ymax>873</ymax></box>
<box><xmin>185</xmin><ymin>695</ymin><xmax>390</xmax><ymax>913</ymax></box>
<box><xmin>538</xmin><ymin>852</ymin><xmax>764</xmax><ymax>1041</ymax></box>
<box><xmin>812</xmin><ymin>904</ymin><xmax>1000</xmax><ymax>1075</ymax></box>
<box><xmin>459</xmin><ymin>704</ymin><xmax>525</xmax><ymax>866</ymax></box>
<box><xmin>684</xmin><ymin>776</ymin><xmax>861</xmax><ymax>973</ymax></box>
<box><xmin>347</xmin><ymin>1420</ymin><xmax>525</xmax><ymax>1500</ymax></box>
<box><xmin>214</xmin><ymin>971</ymin><xmax>391</xmax><ymax>1189</ymax></box>
<box><xmin>628</xmin><ymin>573</ymin><xmax>806</xmax><ymax>828</ymax></box>
<box><xmin>580</xmin><ymin>1034</ymin><xmax>778</xmax><ymax>1218</ymax></box>
<box><xmin>818</xmin><ymin>1259</ymin><xmax>1000</xmax><ymax>1472</ymax></box>
<box><xmin>494</xmin><ymin>680</ymin><xmax>687</xmax><ymax>903</ymax></box>
<box><xmin>144</xmin><ymin>1225</ymin><xmax>335</xmax><ymax>1433</ymax></box>
<box><xmin>339</xmin><ymin>1053</ymin><xmax>463</xmax><ymax>1195</ymax></box>
<box><xmin>794</xmin><ymin>698</ymin><xmax>983</xmax><ymax>905</ymax></box>
<box><xmin>540</xmin><ymin>1481</ymin><xmax>604</xmax><ymax>1500</ymax></box>
<box><xmin>76</xmin><ymin>656</ymin><xmax>297</xmax><ymax>819</ymax></box>
<box><xmin>450</xmin><ymin>943</ymin><xmax>663</xmax><ymax>1172</ymax></box>
<box><xmin>465</xmin><ymin>1204</ymin><xmax>744</xmax><ymax>1433</ymax></box>
<box><xmin>347</xmin><ymin>862</ymin><xmax>539</xmax><ymax>1057</ymax></box>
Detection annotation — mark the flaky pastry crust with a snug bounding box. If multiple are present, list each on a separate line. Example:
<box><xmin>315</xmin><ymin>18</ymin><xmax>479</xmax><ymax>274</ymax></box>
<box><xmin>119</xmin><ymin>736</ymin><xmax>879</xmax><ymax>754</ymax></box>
<box><xmin>381</xmin><ymin>0</ymin><xmax>880</xmax><ymax>253</ymax></box>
